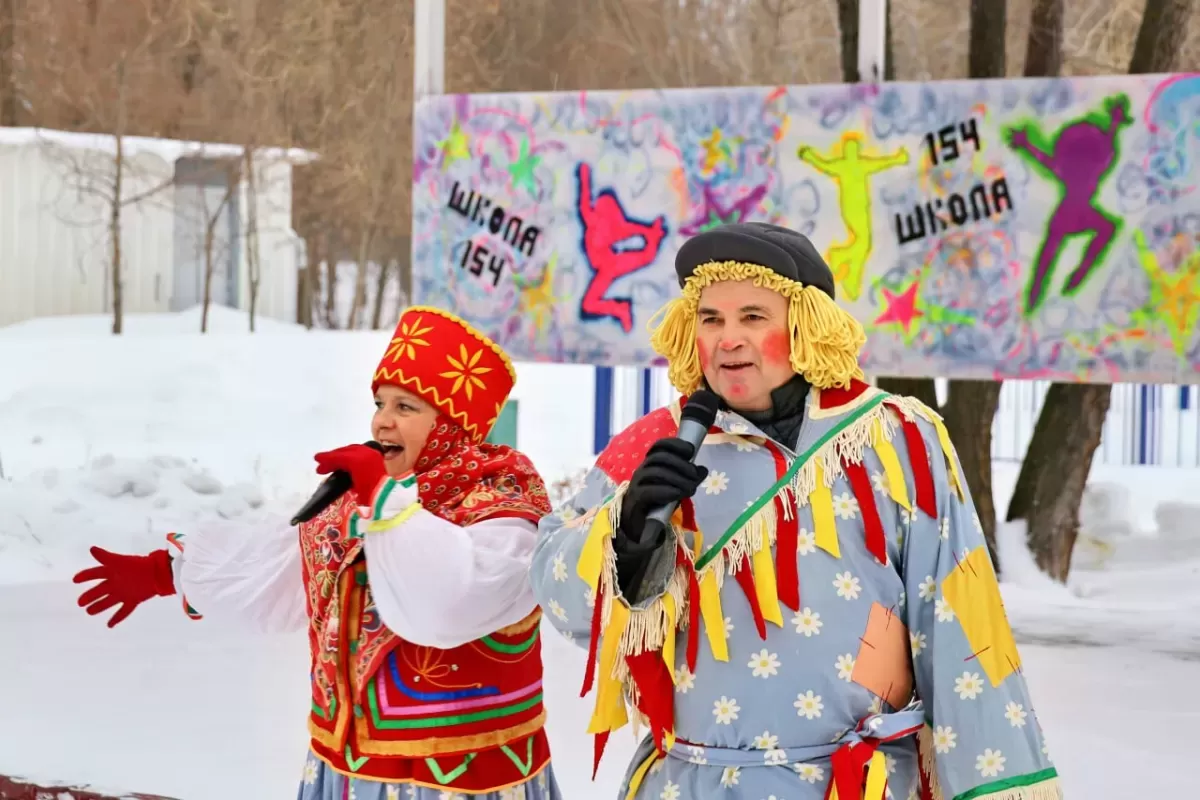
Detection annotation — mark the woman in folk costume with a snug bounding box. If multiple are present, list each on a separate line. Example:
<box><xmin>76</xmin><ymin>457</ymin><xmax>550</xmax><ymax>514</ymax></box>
<box><xmin>72</xmin><ymin>306</ymin><xmax>562</xmax><ymax>800</ymax></box>
<box><xmin>532</xmin><ymin>223</ymin><xmax>1059</xmax><ymax>800</ymax></box>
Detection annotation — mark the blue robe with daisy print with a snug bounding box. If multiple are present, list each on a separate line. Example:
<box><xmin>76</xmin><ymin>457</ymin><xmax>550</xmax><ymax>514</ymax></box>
<box><xmin>531</xmin><ymin>381</ymin><xmax>1060</xmax><ymax>800</ymax></box>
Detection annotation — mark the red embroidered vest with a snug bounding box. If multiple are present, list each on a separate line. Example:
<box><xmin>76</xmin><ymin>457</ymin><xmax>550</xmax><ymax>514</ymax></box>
<box><xmin>300</xmin><ymin>495</ymin><xmax>549</xmax><ymax>791</ymax></box>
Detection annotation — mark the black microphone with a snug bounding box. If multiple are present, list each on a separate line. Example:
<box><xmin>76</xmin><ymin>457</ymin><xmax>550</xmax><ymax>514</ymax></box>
<box><xmin>639</xmin><ymin>389</ymin><xmax>722</xmax><ymax>542</ymax></box>
<box><xmin>290</xmin><ymin>441</ymin><xmax>385</xmax><ymax>526</ymax></box>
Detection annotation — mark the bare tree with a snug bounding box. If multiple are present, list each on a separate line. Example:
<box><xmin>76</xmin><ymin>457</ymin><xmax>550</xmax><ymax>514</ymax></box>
<box><xmin>198</xmin><ymin>162</ymin><xmax>239</xmax><ymax>333</ymax></box>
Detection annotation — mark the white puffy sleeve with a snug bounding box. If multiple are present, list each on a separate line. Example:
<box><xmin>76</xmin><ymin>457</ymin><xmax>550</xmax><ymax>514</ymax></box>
<box><xmin>166</xmin><ymin>517</ymin><xmax>308</xmax><ymax>635</ymax></box>
<box><xmin>360</xmin><ymin>475</ymin><xmax>540</xmax><ymax>650</ymax></box>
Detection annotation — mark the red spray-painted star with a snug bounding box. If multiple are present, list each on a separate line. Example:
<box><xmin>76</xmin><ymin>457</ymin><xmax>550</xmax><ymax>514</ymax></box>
<box><xmin>874</xmin><ymin>281</ymin><xmax>924</xmax><ymax>333</ymax></box>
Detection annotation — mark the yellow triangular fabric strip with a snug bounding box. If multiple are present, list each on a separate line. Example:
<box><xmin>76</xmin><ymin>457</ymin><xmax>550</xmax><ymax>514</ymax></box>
<box><xmin>661</xmin><ymin>593</ymin><xmax>678</xmax><ymax>682</ymax></box>
<box><xmin>929</xmin><ymin>416</ymin><xmax>966</xmax><ymax>502</ymax></box>
<box><xmin>576</xmin><ymin>504</ymin><xmax>613</xmax><ymax>590</ymax></box>
<box><xmin>587</xmin><ymin>600</ymin><xmax>630</xmax><ymax>734</ymax></box>
<box><xmin>698</xmin><ymin>569</ymin><xmax>728</xmax><ymax>662</ymax></box>
<box><xmin>811</xmin><ymin>460</ymin><xmax>840</xmax><ymax>558</ymax></box>
<box><xmin>872</xmin><ymin>418</ymin><xmax>912</xmax><ymax>511</ymax></box>
<box><xmin>751</xmin><ymin>536</ymin><xmax>784</xmax><ymax>627</ymax></box>
<box><xmin>624</xmin><ymin>749</ymin><xmax>663</xmax><ymax>800</ymax></box>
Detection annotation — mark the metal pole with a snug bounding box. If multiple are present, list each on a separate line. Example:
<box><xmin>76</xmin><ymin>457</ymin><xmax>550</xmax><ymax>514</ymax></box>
<box><xmin>413</xmin><ymin>0</ymin><xmax>446</xmax><ymax>99</ymax></box>
<box><xmin>857</xmin><ymin>0</ymin><xmax>888</xmax><ymax>84</ymax></box>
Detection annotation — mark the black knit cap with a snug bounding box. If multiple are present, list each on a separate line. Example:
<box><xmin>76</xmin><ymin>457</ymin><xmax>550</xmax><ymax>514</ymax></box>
<box><xmin>674</xmin><ymin>222</ymin><xmax>837</xmax><ymax>299</ymax></box>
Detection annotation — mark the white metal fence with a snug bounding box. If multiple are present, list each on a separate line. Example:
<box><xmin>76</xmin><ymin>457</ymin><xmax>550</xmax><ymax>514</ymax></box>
<box><xmin>990</xmin><ymin>381</ymin><xmax>1200</xmax><ymax>468</ymax></box>
<box><xmin>615</xmin><ymin>368</ymin><xmax>1200</xmax><ymax>469</ymax></box>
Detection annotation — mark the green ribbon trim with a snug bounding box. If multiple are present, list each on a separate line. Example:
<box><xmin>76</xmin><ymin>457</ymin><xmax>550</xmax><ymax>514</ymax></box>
<box><xmin>695</xmin><ymin>393</ymin><xmax>886</xmax><ymax>571</ymax></box>
<box><xmin>499</xmin><ymin>736</ymin><xmax>536</xmax><ymax>777</ymax></box>
<box><xmin>480</xmin><ymin>628</ymin><xmax>540</xmax><ymax>654</ymax></box>
<box><xmin>425</xmin><ymin>753</ymin><xmax>477</xmax><ymax>785</ymax></box>
<box><xmin>953</xmin><ymin>768</ymin><xmax>1060</xmax><ymax>800</ymax></box>
<box><xmin>366</xmin><ymin>682</ymin><xmax>544</xmax><ymax>729</ymax></box>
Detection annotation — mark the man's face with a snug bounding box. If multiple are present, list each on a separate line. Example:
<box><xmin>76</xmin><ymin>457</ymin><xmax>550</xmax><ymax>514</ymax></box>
<box><xmin>695</xmin><ymin>279</ymin><xmax>794</xmax><ymax>412</ymax></box>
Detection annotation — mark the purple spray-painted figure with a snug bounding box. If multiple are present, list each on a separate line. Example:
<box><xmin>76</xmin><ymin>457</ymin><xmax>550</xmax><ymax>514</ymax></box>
<box><xmin>1006</xmin><ymin>94</ymin><xmax>1132</xmax><ymax>313</ymax></box>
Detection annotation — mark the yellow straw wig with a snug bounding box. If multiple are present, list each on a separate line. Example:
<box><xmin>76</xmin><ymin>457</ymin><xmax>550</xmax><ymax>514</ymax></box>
<box><xmin>647</xmin><ymin>260</ymin><xmax>866</xmax><ymax>394</ymax></box>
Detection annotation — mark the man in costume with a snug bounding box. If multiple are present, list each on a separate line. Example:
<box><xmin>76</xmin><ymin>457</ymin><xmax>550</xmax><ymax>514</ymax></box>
<box><xmin>532</xmin><ymin>223</ymin><xmax>1058</xmax><ymax>800</ymax></box>
<box><xmin>73</xmin><ymin>307</ymin><xmax>561</xmax><ymax>800</ymax></box>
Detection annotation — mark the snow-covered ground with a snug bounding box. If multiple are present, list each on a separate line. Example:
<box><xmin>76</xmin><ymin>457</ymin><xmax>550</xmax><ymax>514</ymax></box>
<box><xmin>1</xmin><ymin>307</ymin><xmax>1196</xmax><ymax>798</ymax></box>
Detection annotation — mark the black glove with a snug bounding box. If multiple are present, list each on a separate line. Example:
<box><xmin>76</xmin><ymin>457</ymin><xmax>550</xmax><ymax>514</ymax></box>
<box><xmin>618</xmin><ymin>438</ymin><xmax>709</xmax><ymax>549</ymax></box>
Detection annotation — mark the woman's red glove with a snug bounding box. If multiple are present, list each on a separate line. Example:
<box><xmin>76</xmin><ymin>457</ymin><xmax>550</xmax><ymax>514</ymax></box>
<box><xmin>72</xmin><ymin>546</ymin><xmax>176</xmax><ymax>628</ymax></box>
<box><xmin>313</xmin><ymin>443</ymin><xmax>388</xmax><ymax>502</ymax></box>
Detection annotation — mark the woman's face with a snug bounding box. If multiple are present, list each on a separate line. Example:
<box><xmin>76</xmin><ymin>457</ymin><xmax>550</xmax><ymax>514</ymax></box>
<box><xmin>371</xmin><ymin>384</ymin><xmax>439</xmax><ymax>476</ymax></box>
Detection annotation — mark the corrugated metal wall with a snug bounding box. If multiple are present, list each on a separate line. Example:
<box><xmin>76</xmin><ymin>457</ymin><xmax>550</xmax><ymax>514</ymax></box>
<box><xmin>0</xmin><ymin>137</ymin><xmax>300</xmax><ymax>329</ymax></box>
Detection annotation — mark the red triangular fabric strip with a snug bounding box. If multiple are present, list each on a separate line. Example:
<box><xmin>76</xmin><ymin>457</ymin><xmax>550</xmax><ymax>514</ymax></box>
<box><xmin>580</xmin><ymin>580</ymin><xmax>605</xmax><ymax>698</ymax></box>
<box><xmin>734</xmin><ymin>553</ymin><xmax>767</xmax><ymax>640</ymax></box>
<box><xmin>685</xmin><ymin>554</ymin><xmax>701</xmax><ymax>673</ymax></box>
<box><xmin>592</xmin><ymin>731</ymin><xmax>610</xmax><ymax>780</ymax></box>
<box><xmin>831</xmin><ymin>740</ymin><xmax>878</xmax><ymax>800</ymax></box>
<box><xmin>842</xmin><ymin>456</ymin><xmax>888</xmax><ymax>565</ymax></box>
<box><xmin>894</xmin><ymin>409</ymin><xmax>937</xmax><ymax>518</ymax></box>
<box><xmin>626</xmin><ymin>650</ymin><xmax>675</xmax><ymax>754</ymax></box>
<box><xmin>774</xmin><ymin>493</ymin><xmax>800</xmax><ymax>611</ymax></box>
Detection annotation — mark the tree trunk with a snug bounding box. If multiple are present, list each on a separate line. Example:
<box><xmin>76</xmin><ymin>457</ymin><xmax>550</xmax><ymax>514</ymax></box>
<box><xmin>1023</xmin><ymin>0</ymin><xmax>1063</xmax><ymax>78</ymax></box>
<box><xmin>370</xmin><ymin>257</ymin><xmax>391</xmax><ymax>330</ymax></box>
<box><xmin>243</xmin><ymin>148</ymin><xmax>261</xmax><ymax>332</ymax></box>
<box><xmin>324</xmin><ymin>255</ymin><xmax>338</xmax><ymax>329</ymax></box>
<box><xmin>200</xmin><ymin>179</ymin><xmax>235</xmax><ymax>334</ymax></box>
<box><xmin>1008</xmin><ymin>0</ymin><xmax>1189</xmax><ymax>578</ymax></box>
<box><xmin>347</xmin><ymin>227</ymin><xmax>375</xmax><ymax>329</ymax></box>
<box><xmin>970</xmin><ymin>0</ymin><xmax>1007</xmax><ymax>78</ymax></box>
<box><xmin>941</xmin><ymin>380</ymin><xmax>1003</xmax><ymax>560</ymax></box>
<box><xmin>922</xmin><ymin>0</ymin><xmax>1009</xmax><ymax>564</ymax></box>
<box><xmin>110</xmin><ymin>61</ymin><xmax>127</xmax><ymax>336</ymax></box>
<box><xmin>0</xmin><ymin>0</ymin><xmax>18</xmax><ymax>126</ymax></box>
<box><xmin>1017</xmin><ymin>383</ymin><xmax>1112</xmax><ymax>581</ymax></box>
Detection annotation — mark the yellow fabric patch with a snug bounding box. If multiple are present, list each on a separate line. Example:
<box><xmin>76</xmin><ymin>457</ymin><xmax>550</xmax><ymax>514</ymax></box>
<box><xmin>698</xmin><ymin>569</ymin><xmax>728</xmax><ymax>662</ymax></box>
<box><xmin>941</xmin><ymin>546</ymin><xmax>1022</xmax><ymax>687</ymax></box>
<box><xmin>811</xmin><ymin>460</ymin><xmax>841</xmax><ymax>558</ymax></box>
<box><xmin>752</xmin><ymin>536</ymin><xmax>784</xmax><ymax>627</ymax></box>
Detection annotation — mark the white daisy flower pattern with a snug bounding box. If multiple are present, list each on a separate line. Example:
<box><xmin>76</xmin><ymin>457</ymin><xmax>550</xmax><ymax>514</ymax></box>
<box><xmin>386</xmin><ymin>787</ymin><xmax>401</xmax><ymax>800</ymax></box>
<box><xmin>835</xmin><ymin>653</ymin><xmax>856</xmax><ymax>681</ymax></box>
<box><xmin>976</xmin><ymin>749</ymin><xmax>1006</xmax><ymax>778</ymax></box>
<box><xmin>792</xmin><ymin>607</ymin><xmax>823</xmax><ymax>636</ymax></box>
<box><xmin>794</xmin><ymin>690</ymin><xmax>824</xmax><ymax>719</ymax></box>
<box><xmin>748</xmin><ymin>648</ymin><xmax>781</xmax><ymax>678</ymax></box>
<box><xmin>832</xmin><ymin>492</ymin><xmax>860</xmax><ymax>520</ymax></box>
<box><xmin>933</xmin><ymin>725</ymin><xmax>957</xmax><ymax>753</ymax></box>
<box><xmin>764</xmin><ymin>748</ymin><xmax>790</xmax><ymax>766</ymax></box>
<box><xmin>1005</xmin><ymin>702</ymin><xmax>1028</xmax><ymax>727</ymax></box>
<box><xmin>753</xmin><ymin>731</ymin><xmax>779</xmax><ymax>750</ymax></box>
<box><xmin>685</xmin><ymin>744</ymin><xmax>707</xmax><ymax>764</ymax></box>
<box><xmin>796</xmin><ymin>763</ymin><xmax>826</xmax><ymax>783</ymax></box>
<box><xmin>675</xmin><ymin>665</ymin><xmax>696</xmax><ymax>693</ymax></box>
<box><xmin>796</xmin><ymin>528</ymin><xmax>817</xmax><ymax>555</ymax></box>
<box><xmin>834</xmin><ymin>571</ymin><xmax>862</xmax><ymax>600</ymax></box>
<box><xmin>702</xmin><ymin>470</ymin><xmax>729</xmax><ymax>495</ymax></box>
<box><xmin>302</xmin><ymin>759</ymin><xmax>319</xmax><ymax>785</ymax></box>
<box><xmin>935</xmin><ymin>597</ymin><xmax>955</xmax><ymax>622</ymax></box>
<box><xmin>955</xmin><ymin>671</ymin><xmax>985</xmax><ymax>700</ymax></box>
<box><xmin>910</xmin><ymin>631</ymin><xmax>927</xmax><ymax>657</ymax></box>
<box><xmin>713</xmin><ymin>696</ymin><xmax>741</xmax><ymax>724</ymax></box>
<box><xmin>551</xmin><ymin>553</ymin><xmax>568</xmax><ymax>582</ymax></box>
<box><xmin>870</xmin><ymin>470</ymin><xmax>888</xmax><ymax>494</ymax></box>
<box><xmin>918</xmin><ymin>575</ymin><xmax>936</xmax><ymax>601</ymax></box>
<box><xmin>720</xmin><ymin>766</ymin><xmax>741</xmax><ymax>787</ymax></box>
<box><xmin>548</xmin><ymin>598</ymin><xmax>568</xmax><ymax>623</ymax></box>
<box><xmin>660</xmin><ymin>781</ymin><xmax>681</xmax><ymax>800</ymax></box>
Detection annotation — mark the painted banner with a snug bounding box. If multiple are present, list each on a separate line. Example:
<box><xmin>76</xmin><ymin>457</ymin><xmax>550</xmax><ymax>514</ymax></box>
<box><xmin>411</xmin><ymin>74</ymin><xmax>1200</xmax><ymax>384</ymax></box>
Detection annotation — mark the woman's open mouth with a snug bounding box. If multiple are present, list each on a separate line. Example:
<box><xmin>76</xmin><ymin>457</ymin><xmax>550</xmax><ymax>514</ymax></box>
<box><xmin>719</xmin><ymin>362</ymin><xmax>754</xmax><ymax>373</ymax></box>
<box><xmin>378</xmin><ymin>442</ymin><xmax>405</xmax><ymax>458</ymax></box>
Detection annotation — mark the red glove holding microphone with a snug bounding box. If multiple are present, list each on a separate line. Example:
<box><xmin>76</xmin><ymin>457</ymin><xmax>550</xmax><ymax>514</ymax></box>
<box><xmin>313</xmin><ymin>442</ymin><xmax>389</xmax><ymax>503</ymax></box>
